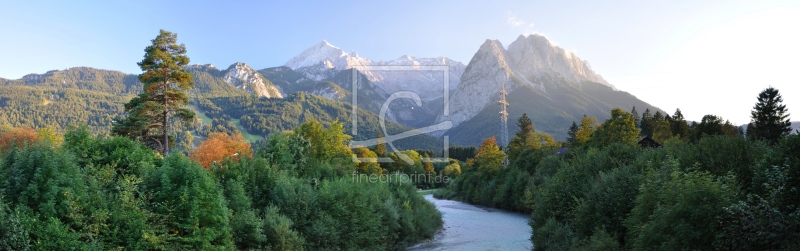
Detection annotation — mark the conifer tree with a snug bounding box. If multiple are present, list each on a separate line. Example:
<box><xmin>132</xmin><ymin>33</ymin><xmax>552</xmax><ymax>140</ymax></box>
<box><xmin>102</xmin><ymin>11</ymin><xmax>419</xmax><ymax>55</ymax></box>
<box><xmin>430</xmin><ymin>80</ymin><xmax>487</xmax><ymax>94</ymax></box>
<box><xmin>113</xmin><ymin>30</ymin><xmax>195</xmax><ymax>155</ymax></box>
<box><xmin>631</xmin><ymin>106</ymin><xmax>640</xmax><ymax>128</ymax></box>
<box><xmin>749</xmin><ymin>87</ymin><xmax>791</xmax><ymax>143</ymax></box>
<box><xmin>640</xmin><ymin>108</ymin><xmax>653</xmax><ymax>136</ymax></box>
<box><xmin>566</xmin><ymin>121</ymin><xmax>579</xmax><ymax>145</ymax></box>
<box><xmin>671</xmin><ymin>108</ymin><xmax>690</xmax><ymax>139</ymax></box>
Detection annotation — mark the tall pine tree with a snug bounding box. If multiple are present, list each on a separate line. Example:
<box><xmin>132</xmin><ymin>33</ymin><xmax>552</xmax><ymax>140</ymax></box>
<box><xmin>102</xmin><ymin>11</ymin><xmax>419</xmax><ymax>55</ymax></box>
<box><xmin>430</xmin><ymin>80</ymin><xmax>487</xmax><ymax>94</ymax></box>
<box><xmin>566</xmin><ymin>121</ymin><xmax>579</xmax><ymax>145</ymax></box>
<box><xmin>749</xmin><ymin>87</ymin><xmax>791</xmax><ymax>143</ymax></box>
<box><xmin>640</xmin><ymin>108</ymin><xmax>654</xmax><ymax>136</ymax></box>
<box><xmin>671</xmin><ymin>108</ymin><xmax>690</xmax><ymax>139</ymax></box>
<box><xmin>113</xmin><ymin>30</ymin><xmax>195</xmax><ymax>155</ymax></box>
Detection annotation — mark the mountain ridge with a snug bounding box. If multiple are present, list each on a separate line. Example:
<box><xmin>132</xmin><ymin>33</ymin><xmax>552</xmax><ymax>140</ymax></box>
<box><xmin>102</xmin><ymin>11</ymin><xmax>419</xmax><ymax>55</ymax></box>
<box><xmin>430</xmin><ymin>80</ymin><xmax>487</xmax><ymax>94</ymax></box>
<box><xmin>1</xmin><ymin>34</ymin><xmax>668</xmax><ymax>146</ymax></box>
<box><xmin>284</xmin><ymin>40</ymin><xmax>466</xmax><ymax>102</ymax></box>
<box><xmin>439</xmin><ymin>34</ymin><xmax>662</xmax><ymax>143</ymax></box>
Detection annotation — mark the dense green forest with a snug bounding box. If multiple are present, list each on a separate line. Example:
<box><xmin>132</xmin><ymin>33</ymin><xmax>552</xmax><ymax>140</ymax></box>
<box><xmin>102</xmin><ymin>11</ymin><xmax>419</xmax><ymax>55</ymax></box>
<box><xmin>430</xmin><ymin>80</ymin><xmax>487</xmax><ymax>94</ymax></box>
<box><xmin>0</xmin><ymin>122</ymin><xmax>443</xmax><ymax>250</ymax></box>
<box><xmin>0</xmin><ymin>86</ymin><xmax>130</xmax><ymax>133</ymax></box>
<box><xmin>436</xmin><ymin>87</ymin><xmax>800</xmax><ymax>250</ymax></box>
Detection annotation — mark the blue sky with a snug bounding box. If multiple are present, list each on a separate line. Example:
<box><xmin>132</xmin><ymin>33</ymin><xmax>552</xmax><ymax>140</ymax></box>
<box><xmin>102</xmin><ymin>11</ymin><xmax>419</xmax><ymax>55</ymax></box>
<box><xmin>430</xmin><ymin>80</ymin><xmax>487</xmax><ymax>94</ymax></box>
<box><xmin>1</xmin><ymin>0</ymin><xmax>798</xmax><ymax>125</ymax></box>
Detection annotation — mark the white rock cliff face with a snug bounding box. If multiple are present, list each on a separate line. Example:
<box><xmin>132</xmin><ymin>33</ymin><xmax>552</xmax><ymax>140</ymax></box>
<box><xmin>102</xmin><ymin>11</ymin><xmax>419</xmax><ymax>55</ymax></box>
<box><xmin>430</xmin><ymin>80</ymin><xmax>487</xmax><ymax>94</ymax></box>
<box><xmin>310</xmin><ymin>84</ymin><xmax>346</xmax><ymax>100</ymax></box>
<box><xmin>439</xmin><ymin>39</ymin><xmax>515</xmax><ymax>130</ymax></box>
<box><xmin>439</xmin><ymin>34</ymin><xmax>612</xmax><ymax>129</ymax></box>
<box><xmin>224</xmin><ymin>62</ymin><xmax>282</xmax><ymax>98</ymax></box>
<box><xmin>506</xmin><ymin>35</ymin><xmax>610</xmax><ymax>88</ymax></box>
<box><xmin>285</xmin><ymin>41</ymin><xmax>465</xmax><ymax>101</ymax></box>
<box><xmin>185</xmin><ymin>64</ymin><xmax>219</xmax><ymax>72</ymax></box>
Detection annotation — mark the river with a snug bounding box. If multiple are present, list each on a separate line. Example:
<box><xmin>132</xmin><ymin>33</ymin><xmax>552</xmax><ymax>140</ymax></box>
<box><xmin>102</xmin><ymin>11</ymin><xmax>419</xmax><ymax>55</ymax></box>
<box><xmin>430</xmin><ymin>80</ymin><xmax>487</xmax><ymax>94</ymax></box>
<box><xmin>408</xmin><ymin>194</ymin><xmax>533</xmax><ymax>251</ymax></box>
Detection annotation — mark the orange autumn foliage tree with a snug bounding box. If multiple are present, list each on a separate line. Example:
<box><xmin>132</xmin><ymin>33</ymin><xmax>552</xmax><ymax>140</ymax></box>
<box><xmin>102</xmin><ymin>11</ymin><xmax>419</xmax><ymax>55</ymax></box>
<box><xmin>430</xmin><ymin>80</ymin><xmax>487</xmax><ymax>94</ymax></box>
<box><xmin>0</xmin><ymin>127</ymin><xmax>39</xmax><ymax>152</ymax></box>
<box><xmin>191</xmin><ymin>132</ymin><xmax>252</xmax><ymax>168</ymax></box>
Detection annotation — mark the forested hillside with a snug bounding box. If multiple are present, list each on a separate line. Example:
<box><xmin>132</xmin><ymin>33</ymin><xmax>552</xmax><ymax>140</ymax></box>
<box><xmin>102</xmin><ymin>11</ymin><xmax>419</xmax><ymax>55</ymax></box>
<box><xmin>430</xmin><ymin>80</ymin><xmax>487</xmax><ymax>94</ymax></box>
<box><xmin>197</xmin><ymin>92</ymin><xmax>443</xmax><ymax>150</ymax></box>
<box><xmin>0</xmin><ymin>86</ymin><xmax>129</xmax><ymax>133</ymax></box>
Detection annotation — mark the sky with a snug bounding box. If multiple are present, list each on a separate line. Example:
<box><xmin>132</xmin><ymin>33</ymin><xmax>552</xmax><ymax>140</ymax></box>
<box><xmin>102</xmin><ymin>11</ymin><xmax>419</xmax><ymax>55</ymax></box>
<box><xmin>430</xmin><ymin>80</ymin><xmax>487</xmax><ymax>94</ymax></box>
<box><xmin>1</xmin><ymin>0</ymin><xmax>798</xmax><ymax>125</ymax></box>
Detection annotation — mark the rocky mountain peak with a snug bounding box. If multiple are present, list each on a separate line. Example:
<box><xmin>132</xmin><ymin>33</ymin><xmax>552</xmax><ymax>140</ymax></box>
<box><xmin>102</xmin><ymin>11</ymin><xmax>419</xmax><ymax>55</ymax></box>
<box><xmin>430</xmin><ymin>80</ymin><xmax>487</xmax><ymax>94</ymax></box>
<box><xmin>185</xmin><ymin>64</ymin><xmax>219</xmax><ymax>72</ymax></box>
<box><xmin>506</xmin><ymin>34</ymin><xmax>611</xmax><ymax>88</ymax></box>
<box><xmin>224</xmin><ymin>62</ymin><xmax>282</xmax><ymax>98</ymax></box>
<box><xmin>439</xmin><ymin>34</ymin><xmax>619</xmax><ymax>132</ymax></box>
<box><xmin>285</xmin><ymin>40</ymin><xmax>348</xmax><ymax>70</ymax></box>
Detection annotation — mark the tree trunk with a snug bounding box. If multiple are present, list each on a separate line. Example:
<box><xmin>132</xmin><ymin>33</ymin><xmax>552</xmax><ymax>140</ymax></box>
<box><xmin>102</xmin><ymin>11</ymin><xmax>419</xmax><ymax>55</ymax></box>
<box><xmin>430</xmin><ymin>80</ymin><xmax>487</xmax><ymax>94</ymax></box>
<box><xmin>163</xmin><ymin>76</ymin><xmax>169</xmax><ymax>155</ymax></box>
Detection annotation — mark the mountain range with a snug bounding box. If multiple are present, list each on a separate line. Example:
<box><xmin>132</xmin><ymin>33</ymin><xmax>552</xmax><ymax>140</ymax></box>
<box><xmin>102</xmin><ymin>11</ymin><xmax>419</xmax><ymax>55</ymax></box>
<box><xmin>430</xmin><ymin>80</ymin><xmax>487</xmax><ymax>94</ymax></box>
<box><xmin>0</xmin><ymin>34</ymin><xmax>671</xmax><ymax>146</ymax></box>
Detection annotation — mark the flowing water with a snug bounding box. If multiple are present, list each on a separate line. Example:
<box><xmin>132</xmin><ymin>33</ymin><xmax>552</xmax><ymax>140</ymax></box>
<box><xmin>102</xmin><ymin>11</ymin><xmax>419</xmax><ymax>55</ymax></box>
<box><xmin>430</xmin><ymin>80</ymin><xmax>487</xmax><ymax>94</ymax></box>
<box><xmin>408</xmin><ymin>194</ymin><xmax>533</xmax><ymax>251</ymax></box>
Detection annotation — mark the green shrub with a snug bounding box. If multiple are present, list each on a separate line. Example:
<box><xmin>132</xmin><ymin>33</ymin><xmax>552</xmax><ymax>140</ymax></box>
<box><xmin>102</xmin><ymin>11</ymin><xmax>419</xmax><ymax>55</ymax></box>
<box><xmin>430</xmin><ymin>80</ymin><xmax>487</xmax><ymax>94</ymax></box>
<box><xmin>534</xmin><ymin>217</ymin><xmax>575</xmax><ymax>251</ymax></box>
<box><xmin>572</xmin><ymin>228</ymin><xmax>621</xmax><ymax>251</ymax></box>
<box><xmin>263</xmin><ymin>206</ymin><xmax>305</xmax><ymax>251</ymax></box>
<box><xmin>573</xmin><ymin>165</ymin><xmax>642</xmax><ymax>247</ymax></box>
<box><xmin>0</xmin><ymin>144</ymin><xmax>87</xmax><ymax>225</ymax></box>
<box><xmin>0</xmin><ymin>197</ymin><xmax>32</xmax><ymax>251</ymax></box>
<box><xmin>626</xmin><ymin>162</ymin><xmax>737</xmax><ymax>251</ymax></box>
<box><xmin>141</xmin><ymin>154</ymin><xmax>234</xmax><ymax>250</ymax></box>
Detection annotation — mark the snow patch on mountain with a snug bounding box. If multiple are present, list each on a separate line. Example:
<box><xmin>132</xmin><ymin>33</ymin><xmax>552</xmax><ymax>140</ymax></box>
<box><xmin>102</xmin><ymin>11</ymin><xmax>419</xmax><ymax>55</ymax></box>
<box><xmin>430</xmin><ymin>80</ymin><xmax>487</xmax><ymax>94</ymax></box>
<box><xmin>285</xmin><ymin>41</ymin><xmax>465</xmax><ymax>101</ymax></box>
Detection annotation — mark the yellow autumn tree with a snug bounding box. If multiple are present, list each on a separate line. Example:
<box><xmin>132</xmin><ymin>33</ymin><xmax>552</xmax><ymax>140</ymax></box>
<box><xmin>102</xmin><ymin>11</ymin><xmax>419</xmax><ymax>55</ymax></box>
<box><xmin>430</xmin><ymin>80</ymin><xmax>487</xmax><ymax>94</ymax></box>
<box><xmin>191</xmin><ymin>132</ymin><xmax>252</xmax><ymax>168</ymax></box>
<box><xmin>354</xmin><ymin>146</ymin><xmax>382</xmax><ymax>175</ymax></box>
<box><xmin>574</xmin><ymin>115</ymin><xmax>600</xmax><ymax>145</ymax></box>
<box><xmin>442</xmin><ymin>159</ymin><xmax>461</xmax><ymax>177</ymax></box>
<box><xmin>467</xmin><ymin>136</ymin><xmax>506</xmax><ymax>171</ymax></box>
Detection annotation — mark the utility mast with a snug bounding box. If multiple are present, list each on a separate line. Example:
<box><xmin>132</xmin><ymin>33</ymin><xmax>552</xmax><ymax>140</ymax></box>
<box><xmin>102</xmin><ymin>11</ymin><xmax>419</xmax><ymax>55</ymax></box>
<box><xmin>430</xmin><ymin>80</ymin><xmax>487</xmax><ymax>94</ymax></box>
<box><xmin>498</xmin><ymin>82</ymin><xmax>509</xmax><ymax>165</ymax></box>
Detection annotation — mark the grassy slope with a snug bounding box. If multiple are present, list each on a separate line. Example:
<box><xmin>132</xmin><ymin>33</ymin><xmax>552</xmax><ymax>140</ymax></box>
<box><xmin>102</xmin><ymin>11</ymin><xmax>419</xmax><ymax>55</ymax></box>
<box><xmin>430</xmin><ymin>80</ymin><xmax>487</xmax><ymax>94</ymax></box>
<box><xmin>230</xmin><ymin>118</ymin><xmax>262</xmax><ymax>143</ymax></box>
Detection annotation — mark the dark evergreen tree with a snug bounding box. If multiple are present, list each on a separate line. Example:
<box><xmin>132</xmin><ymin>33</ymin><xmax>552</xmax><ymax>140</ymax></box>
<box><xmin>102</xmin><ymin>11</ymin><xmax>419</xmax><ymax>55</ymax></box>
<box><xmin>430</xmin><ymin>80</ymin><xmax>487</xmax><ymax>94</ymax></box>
<box><xmin>746</xmin><ymin>123</ymin><xmax>757</xmax><ymax>140</ymax></box>
<box><xmin>631</xmin><ymin>106</ymin><xmax>641</xmax><ymax>129</ymax></box>
<box><xmin>517</xmin><ymin>113</ymin><xmax>533</xmax><ymax>134</ymax></box>
<box><xmin>112</xmin><ymin>30</ymin><xmax>195</xmax><ymax>155</ymax></box>
<box><xmin>671</xmin><ymin>108</ymin><xmax>690</xmax><ymax>139</ymax></box>
<box><xmin>654</xmin><ymin>111</ymin><xmax>664</xmax><ymax>121</ymax></box>
<box><xmin>567</xmin><ymin>121</ymin><xmax>579</xmax><ymax>145</ymax></box>
<box><xmin>689</xmin><ymin>115</ymin><xmax>739</xmax><ymax>142</ymax></box>
<box><xmin>640</xmin><ymin>108</ymin><xmax>654</xmax><ymax>136</ymax></box>
<box><xmin>749</xmin><ymin>87</ymin><xmax>791</xmax><ymax>143</ymax></box>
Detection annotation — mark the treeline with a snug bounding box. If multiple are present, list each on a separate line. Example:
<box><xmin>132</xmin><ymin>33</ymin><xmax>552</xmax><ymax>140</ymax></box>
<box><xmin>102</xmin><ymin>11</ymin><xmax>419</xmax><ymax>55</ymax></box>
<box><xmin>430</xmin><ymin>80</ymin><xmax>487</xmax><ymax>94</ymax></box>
<box><xmin>627</xmin><ymin>106</ymin><xmax>740</xmax><ymax>143</ymax></box>
<box><xmin>0</xmin><ymin>67</ymin><xmax>142</xmax><ymax>95</ymax></box>
<box><xmin>437</xmin><ymin>87</ymin><xmax>799</xmax><ymax>250</ymax></box>
<box><xmin>0</xmin><ymin>121</ymin><xmax>442</xmax><ymax>250</ymax></box>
